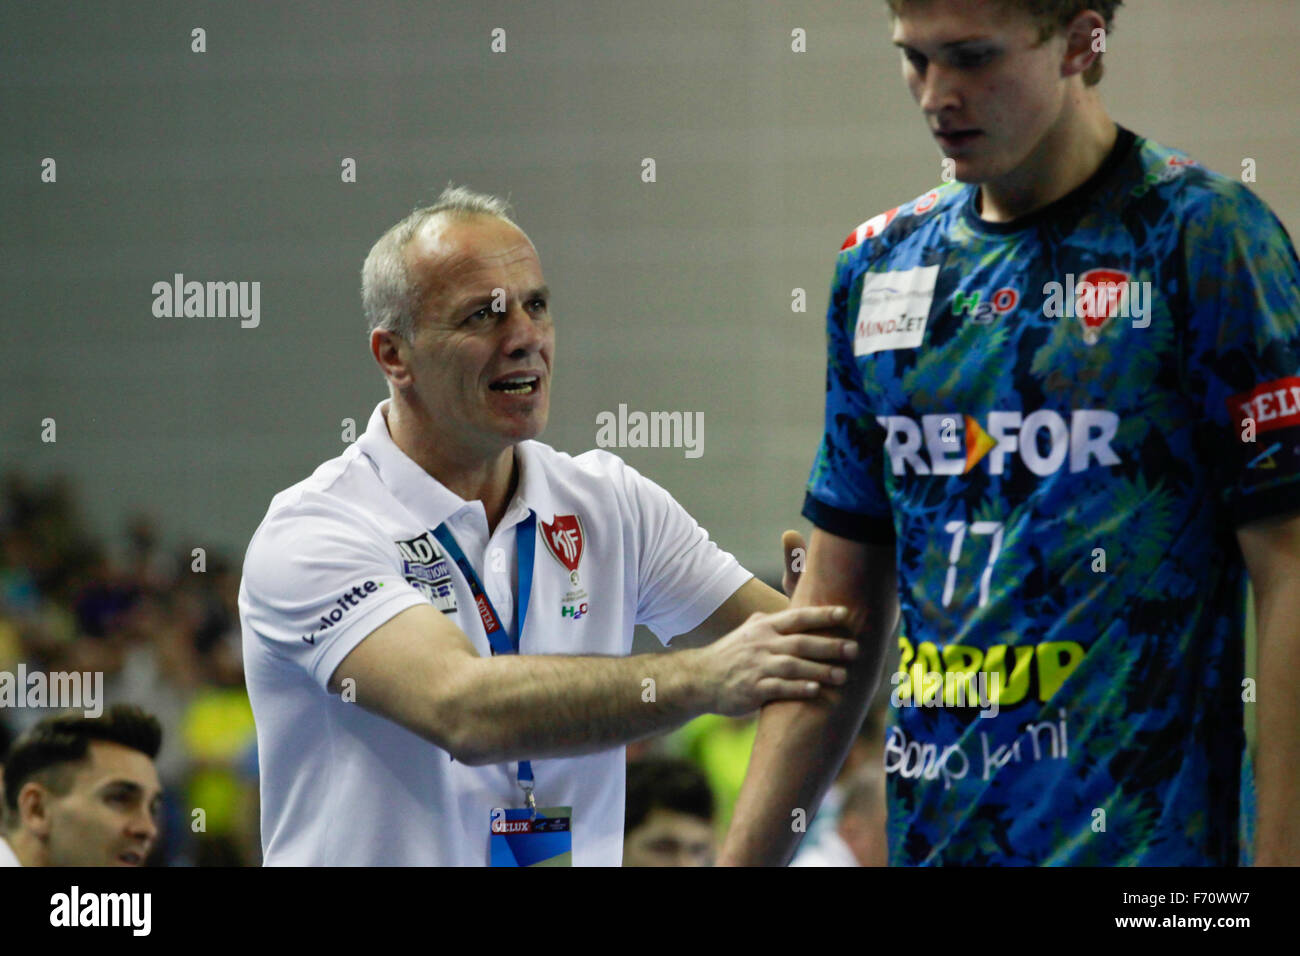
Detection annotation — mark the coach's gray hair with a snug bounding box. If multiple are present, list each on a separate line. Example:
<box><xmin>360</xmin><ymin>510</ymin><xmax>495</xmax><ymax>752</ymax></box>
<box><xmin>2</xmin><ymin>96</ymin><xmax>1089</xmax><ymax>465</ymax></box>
<box><xmin>361</xmin><ymin>185</ymin><xmax>517</xmax><ymax>340</ymax></box>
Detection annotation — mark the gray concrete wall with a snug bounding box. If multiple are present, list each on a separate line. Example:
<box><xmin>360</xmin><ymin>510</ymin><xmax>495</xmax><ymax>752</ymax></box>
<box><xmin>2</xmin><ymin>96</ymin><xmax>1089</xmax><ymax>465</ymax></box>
<box><xmin>3</xmin><ymin>0</ymin><xmax>1297</xmax><ymax>578</ymax></box>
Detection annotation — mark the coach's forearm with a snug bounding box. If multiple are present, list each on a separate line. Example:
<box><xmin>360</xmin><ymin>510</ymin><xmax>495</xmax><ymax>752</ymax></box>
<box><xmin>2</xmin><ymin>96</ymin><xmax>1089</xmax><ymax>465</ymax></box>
<box><xmin>1253</xmin><ymin>583</ymin><xmax>1300</xmax><ymax>865</ymax></box>
<box><xmin>717</xmin><ymin>613</ymin><xmax>890</xmax><ymax>866</ymax></box>
<box><xmin>446</xmin><ymin>649</ymin><xmax>711</xmax><ymax>765</ymax></box>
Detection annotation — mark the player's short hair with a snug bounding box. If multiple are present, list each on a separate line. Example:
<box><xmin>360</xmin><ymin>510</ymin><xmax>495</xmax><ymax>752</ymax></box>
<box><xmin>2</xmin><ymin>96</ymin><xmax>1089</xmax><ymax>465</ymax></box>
<box><xmin>884</xmin><ymin>0</ymin><xmax>1123</xmax><ymax>86</ymax></box>
<box><xmin>361</xmin><ymin>185</ymin><xmax>517</xmax><ymax>341</ymax></box>
<box><xmin>624</xmin><ymin>757</ymin><xmax>715</xmax><ymax>832</ymax></box>
<box><xmin>2</xmin><ymin>705</ymin><xmax>162</xmax><ymax>818</ymax></box>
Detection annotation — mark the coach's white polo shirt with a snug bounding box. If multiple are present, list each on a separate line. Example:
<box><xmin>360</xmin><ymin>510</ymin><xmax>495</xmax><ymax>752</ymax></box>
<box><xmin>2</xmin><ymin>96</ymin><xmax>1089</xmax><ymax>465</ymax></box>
<box><xmin>239</xmin><ymin>400</ymin><xmax>751</xmax><ymax>866</ymax></box>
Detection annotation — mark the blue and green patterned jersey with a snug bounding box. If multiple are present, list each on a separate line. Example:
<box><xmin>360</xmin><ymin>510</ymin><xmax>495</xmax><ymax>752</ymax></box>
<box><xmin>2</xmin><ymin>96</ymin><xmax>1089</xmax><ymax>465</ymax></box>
<box><xmin>803</xmin><ymin>128</ymin><xmax>1300</xmax><ymax>865</ymax></box>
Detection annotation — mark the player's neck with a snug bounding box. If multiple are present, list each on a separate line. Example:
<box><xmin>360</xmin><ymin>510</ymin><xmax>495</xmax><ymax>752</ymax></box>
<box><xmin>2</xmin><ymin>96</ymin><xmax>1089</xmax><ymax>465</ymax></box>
<box><xmin>978</xmin><ymin>103</ymin><xmax>1117</xmax><ymax>223</ymax></box>
<box><xmin>385</xmin><ymin>402</ymin><xmax>518</xmax><ymax>533</ymax></box>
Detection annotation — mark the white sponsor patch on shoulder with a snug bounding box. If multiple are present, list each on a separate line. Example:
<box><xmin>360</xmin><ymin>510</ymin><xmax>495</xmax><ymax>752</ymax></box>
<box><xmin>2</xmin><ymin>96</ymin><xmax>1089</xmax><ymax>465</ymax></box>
<box><xmin>853</xmin><ymin>265</ymin><xmax>940</xmax><ymax>356</ymax></box>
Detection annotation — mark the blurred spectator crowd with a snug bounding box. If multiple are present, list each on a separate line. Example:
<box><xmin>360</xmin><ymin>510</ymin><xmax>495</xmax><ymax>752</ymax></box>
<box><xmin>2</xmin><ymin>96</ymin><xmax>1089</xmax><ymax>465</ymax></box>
<box><xmin>0</xmin><ymin>472</ymin><xmax>257</xmax><ymax>865</ymax></box>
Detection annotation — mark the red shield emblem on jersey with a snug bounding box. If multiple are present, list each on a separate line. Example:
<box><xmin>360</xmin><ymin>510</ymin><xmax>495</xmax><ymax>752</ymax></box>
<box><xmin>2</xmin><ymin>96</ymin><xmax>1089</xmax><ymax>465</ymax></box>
<box><xmin>1075</xmin><ymin>269</ymin><xmax>1130</xmax><ymax>344</ymax></box>
<box><xmin>541</xmin><ymin>514</ymin><xmax>584</xmax><ymax>573</ymax></box>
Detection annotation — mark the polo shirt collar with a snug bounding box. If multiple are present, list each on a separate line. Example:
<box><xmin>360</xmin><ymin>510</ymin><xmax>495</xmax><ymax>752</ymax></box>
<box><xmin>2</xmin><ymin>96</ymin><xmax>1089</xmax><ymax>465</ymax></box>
<box><xmin>355</xmin><ymin>400</ymin><xmax>553</xmax><ymax>531</ymax></box>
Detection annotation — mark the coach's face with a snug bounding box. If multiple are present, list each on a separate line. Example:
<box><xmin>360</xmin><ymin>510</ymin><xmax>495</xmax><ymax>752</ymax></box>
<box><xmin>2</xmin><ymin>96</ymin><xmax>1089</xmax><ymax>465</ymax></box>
<box><xmin>892</xmin><ymin>0</ymin><xmax>1081</xmax><ymax>185</ymax></box>
<box><xmin>40</xmin><ymin>741</ymin><xmax>162</xmax><ymax>866</ymax></box>
<box><xmin>399</xmin><ymin>215</ymin><xmax>554</xmax><ymax>457</ymax></box>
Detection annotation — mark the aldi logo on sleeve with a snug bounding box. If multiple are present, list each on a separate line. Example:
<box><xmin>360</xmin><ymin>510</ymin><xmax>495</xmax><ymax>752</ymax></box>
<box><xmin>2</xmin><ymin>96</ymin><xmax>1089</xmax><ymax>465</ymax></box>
<box><xmin>395</xmin><ymin>532</ymin><xmax>458</xmax><ymax>613</ymax></box>
<box><xmin>853</xmin><ymin>266</ymin><xmax>940</xmax><ymax>356</ymax></box>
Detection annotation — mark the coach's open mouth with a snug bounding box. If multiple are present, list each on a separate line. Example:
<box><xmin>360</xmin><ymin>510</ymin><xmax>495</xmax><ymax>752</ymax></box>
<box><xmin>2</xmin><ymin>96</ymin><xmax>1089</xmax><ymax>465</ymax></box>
<box><xmin>489</xmin><ymin>375</ymin><xmax>540</xmax><ymax>395</ymax></box>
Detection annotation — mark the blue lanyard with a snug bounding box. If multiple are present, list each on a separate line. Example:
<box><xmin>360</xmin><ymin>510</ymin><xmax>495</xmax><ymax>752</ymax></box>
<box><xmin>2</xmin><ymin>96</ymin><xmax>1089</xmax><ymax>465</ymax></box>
<box><xmin>431</xmin><ymin>513</ymin><xmax>537</xmax><ymax>800</ymax></box>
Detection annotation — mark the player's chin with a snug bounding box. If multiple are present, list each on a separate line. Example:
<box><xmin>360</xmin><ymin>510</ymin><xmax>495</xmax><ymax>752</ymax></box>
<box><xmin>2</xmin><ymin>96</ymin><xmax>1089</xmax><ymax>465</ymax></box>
<box><xmin>939</xmin><ymin>152</ymin><xmax>989</xmax><ymax>185</ymax></box>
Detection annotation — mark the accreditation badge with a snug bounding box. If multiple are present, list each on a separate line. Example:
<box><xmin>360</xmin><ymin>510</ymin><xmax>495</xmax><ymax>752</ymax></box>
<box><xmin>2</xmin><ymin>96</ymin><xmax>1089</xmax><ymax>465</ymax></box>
<box><xmin>489</xmin><ymin>806</ymin><xmax>573</xmax><ymax>867</ymax></box>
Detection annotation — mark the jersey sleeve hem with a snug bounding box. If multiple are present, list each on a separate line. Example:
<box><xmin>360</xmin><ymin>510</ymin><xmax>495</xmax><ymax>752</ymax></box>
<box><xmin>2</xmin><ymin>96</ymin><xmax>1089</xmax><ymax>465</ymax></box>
<box><xmin>1229</xmin><ymin>486</ymin><xmax>1300</xmax><ymax>529</ymax></box>
<box><xmin>308</xmin><ymin>590</ymin><xmax>431</xmax><ymax>691</ymax></box>
<box><xmin>645</xmin><ymin>564</ymin><xmax>754</xmax><ymax>646</ymax></box>
<box><xmin>801</xmin><ymin>493</ymin><xmax>896</xmax><ymax>545</ymax></box>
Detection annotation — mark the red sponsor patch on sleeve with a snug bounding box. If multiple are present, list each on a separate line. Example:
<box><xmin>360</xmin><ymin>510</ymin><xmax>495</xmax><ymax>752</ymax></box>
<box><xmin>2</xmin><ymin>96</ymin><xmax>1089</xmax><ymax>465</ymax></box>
<box><xmin>1227</xmin><ymin>377</ymin><xmax>1300</xmax><ymax>433</ymax></box>
<box><xmin>841</xmin><ymin>208</ymin><xmax>900</xmax><ymax>251</ymax></box>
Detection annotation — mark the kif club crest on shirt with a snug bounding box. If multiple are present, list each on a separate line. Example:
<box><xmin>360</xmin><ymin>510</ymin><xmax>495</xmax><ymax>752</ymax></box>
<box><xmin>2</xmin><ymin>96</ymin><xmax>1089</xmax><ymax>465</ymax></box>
<box><xmin>541</xmin><ymin>514</ymin><xmax>589</xmax><ymax>620</ymax></box>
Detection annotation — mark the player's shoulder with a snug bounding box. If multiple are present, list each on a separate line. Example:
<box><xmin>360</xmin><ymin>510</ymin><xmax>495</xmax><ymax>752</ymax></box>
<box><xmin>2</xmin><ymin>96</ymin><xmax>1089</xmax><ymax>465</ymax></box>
<box><xmin>1128</xmin><ymin>132</ymin><xmax>1277</xmax><ymax>227</ymax></box>
<box><xmin>837</xmin><ymin>180</ymin><xmax>966</xmax><ymax>262</ymax></box>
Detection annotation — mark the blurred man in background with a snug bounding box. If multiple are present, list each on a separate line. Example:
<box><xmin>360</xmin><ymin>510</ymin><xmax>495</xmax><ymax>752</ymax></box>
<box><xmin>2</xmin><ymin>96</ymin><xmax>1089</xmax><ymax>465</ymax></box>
<box><xmin>623</xmin><ymin>756</ymin><xmax>717</xmax><ymax>867</ymax></box>
<box><xmin>1</xmin><ymin>704</ymin><xmax>163</xmax><ymax>867</ymax></box>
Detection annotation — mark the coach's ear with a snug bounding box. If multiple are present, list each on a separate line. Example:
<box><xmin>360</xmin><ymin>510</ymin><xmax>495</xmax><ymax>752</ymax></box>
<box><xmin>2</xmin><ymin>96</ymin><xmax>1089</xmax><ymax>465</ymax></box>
<box><xmin>782</xmin><ymin>529</ymin><xmax>807</xmax><ymax>598</ymax></box>
<box><xmin>370</xmin><ymin>327</ymin><xmax>414</xmax><ymax>389</ymax></box>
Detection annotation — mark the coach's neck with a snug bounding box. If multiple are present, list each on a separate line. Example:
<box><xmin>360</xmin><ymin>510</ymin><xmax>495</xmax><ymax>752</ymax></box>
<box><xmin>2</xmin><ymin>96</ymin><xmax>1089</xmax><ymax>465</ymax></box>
<box><xmin>385</xmin><ymin>400</ymin><xmax>518</xmax><ymax>533</ymax></box>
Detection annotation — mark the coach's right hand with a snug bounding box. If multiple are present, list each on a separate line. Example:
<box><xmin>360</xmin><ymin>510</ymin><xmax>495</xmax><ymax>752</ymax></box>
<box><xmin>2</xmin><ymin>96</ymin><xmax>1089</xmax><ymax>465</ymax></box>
<box><xmin>700</xmin><ymin>605</ymin><xmax>855</xmax><ymax>717</ymax></box>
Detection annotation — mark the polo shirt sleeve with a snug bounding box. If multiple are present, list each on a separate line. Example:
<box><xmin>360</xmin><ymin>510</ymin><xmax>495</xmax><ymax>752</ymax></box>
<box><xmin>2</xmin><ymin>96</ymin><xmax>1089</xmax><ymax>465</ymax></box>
<box><xmin>608</xmin><ymin>457</ymin><xmax>753</xmax><ymax>644</ymax></box>
<box><xmin>238</xmin><ymin>493</ymin><xmax>430</xmax><ymax>691</ymax></box>
<box><xmin>1181</xmin><ymin>180</ymin><xmax>1300</xmax><ymax>526</ymax></box>
<box><xmin>802</xmin><ymin>250</ymin><xmax>897</xmax><ymax>544</ymax></box>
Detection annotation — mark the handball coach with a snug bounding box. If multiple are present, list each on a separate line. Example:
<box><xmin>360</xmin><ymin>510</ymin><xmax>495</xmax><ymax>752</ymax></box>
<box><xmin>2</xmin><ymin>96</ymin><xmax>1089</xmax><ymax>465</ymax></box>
<box><xmin>238</xmin><ymin>186</ymin><xmax>857</xmax><ymax>866</ymax></box>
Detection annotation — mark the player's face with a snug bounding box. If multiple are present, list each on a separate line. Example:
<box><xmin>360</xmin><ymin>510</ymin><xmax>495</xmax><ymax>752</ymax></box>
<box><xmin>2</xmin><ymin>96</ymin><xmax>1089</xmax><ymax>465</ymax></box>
<box><xmin>622</xmin><ymin>809</ymin><xmax>716</xmax><ymax>867</ymax></box>
<box><xmin>402</xmin><ymin>217</ymin><xmax>554</xmax><ymax>457</ymax></box>
<box><xmin>44</xmin><ymin>741</ymin><xmax>162</xmax><ymax>866</ymax></box>
<box><xmin>892</xmin><ymin>0</ymin><xmax>1071</xmax><ymax>185</ymax></box>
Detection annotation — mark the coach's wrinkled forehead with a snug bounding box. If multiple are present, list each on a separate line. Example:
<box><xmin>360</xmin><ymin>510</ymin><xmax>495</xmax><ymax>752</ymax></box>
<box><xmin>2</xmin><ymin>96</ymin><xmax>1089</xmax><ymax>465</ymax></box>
<box><xmin>403</xmin><ymin>213</ymin><xmax>541</xmax><ymax>323</ymax></box>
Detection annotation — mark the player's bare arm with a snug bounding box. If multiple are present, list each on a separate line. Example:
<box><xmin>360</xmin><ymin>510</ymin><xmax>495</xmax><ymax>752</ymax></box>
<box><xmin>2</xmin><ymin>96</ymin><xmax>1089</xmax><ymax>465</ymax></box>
<box><xmin>717</xmin><ymin>528</ymin><xmax>898</xmax><ymax>866</ymax></box>
<box><xmin>1237</xmin><ymin>510</ymin><xmax>1300</xmax><ymax>866</ymax></box>
<box><xmin>327</xmin><ymin>598</ymin><xmax>855</xmax><ymax>765</ymax></box>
